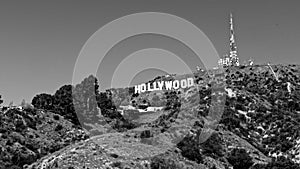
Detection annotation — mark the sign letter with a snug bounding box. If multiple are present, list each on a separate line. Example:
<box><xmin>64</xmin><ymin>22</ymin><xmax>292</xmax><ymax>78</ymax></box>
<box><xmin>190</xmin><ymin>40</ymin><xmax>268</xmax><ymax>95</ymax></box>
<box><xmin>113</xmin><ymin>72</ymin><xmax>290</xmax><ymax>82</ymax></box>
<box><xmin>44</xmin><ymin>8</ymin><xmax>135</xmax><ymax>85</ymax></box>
<box><xmin>181</xmin><ymin>79</ymin><xmax>187</xmax><ymax>88</ymax></box>
<box><xmin>173</xmin><ymin>80</ymin><xmax>180</xmax><ymax>89</ymax></box>
<box><xmin>134</xmin><ymin>85</ymin><xmax>140</xmax><ymax>94</ymax></box>
<box><xmin>140</xmin><ymin>83</ymin><xmax>147</xmax><ymax>93</ymax></box>
<box><xmin>165</xmin><ymin>81</ymin><xmax>173</xmax><ymax>90</ymax></box>
<box><xmin>187</xmin><ymin>78</ymin><xmax>194</xmax><ymax>87</ymax></box>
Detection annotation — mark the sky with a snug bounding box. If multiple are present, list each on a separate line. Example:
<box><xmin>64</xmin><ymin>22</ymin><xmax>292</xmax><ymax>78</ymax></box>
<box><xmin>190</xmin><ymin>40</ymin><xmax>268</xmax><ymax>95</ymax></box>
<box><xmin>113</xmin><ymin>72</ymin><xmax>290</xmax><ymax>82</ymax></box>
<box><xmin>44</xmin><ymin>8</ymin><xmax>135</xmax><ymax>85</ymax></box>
<box><xmin>0</xmin><ymin>0</ymin><xmax>300</xmax><ymax>105</ymax></box>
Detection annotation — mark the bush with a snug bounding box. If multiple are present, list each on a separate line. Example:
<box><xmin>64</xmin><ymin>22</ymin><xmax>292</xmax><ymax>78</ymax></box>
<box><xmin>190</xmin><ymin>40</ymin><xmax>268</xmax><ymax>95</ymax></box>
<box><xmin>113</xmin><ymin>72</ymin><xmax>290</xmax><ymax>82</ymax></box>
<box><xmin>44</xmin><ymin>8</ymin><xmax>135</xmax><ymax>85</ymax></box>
<box><xmin>150</xmin><ymin>156</ymin><xmax>180</xmax><ymax>169</ymax></box>
<box><xmin>227</xmin><ymin>148</ymin><xmax>253</xmax><ymax>169</ymax></box>
<box><xmin>72</xmin><ymin>75</ymin><xmax>100</xmax><ymax>124</ymax></box>
<box><xmin>0</xmin><ymin>95</ymin><xmax>3</xmax><ymax>106</ymax></box>
<box><xmin>8</xmin><ymin>165</ymin><xmax>22</xmax><ymax>169</ymax></box>
<box><xmin>31</xmin><ymin>93</ymin><xmax>54</xmax><ymax>110</ymax></box>
<box><xmin>201</xmin><ymin>132</ymin><xmax>225</xmax><ymax>158</ymax></box>
<box><xmin>53</xmin><ymin>85</ymin><xmax>80</xmax><ymax>126</ymax></box>
<box><xmin>97</xmin><ymin>92</ymin><xmax>116</xmax><ymax>111</ymax></box>
<box><xmin>264</xmin><ymin>156</ymin><xmax>300</xmax><ymax>169</ymax></box>
<box><xmin>55</xmin><ymin>124</ymin><xmax>63</xmax><ymax>131</ymax></box>
<box><xmin>140</xmin><ymin>130</ymin><xmax>152</xmax><ymax>138</ymax></box>
<box><xmin>177</xmin><ymin>136</ymin><xmax>203</xmax><ymax>163</ymax></box>
<box><xmin>53</xmin><ymin>114</ymin><xmax>60</xmax><ymax>120</ymax></box>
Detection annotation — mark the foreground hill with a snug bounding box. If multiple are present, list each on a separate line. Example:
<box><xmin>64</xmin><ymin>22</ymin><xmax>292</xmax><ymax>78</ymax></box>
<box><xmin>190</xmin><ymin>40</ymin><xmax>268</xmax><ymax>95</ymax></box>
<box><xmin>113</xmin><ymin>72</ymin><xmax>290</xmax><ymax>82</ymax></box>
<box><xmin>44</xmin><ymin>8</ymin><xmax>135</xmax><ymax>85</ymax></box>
<box><xmin>5</xmin><ymin>64</ymin><xmax>300</xmax><ymax>168</ymax></box>
<box><xmin>0</xmin><ymin>107</ymin><xmax>89</xmax><ymax>169</ymax></box>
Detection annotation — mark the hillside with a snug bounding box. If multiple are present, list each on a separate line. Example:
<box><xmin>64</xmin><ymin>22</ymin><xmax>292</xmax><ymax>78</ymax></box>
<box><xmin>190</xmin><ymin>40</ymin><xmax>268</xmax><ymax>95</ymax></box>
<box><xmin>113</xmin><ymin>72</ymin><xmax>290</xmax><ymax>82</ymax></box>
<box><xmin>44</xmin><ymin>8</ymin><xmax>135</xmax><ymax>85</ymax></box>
<box><xmin>1</xmin><ymin>64</ymin><xmax>300</xmax><ymax>169</ymax></box>
<box><xmin>0</xmin><ymin>107</ymin><xmax>89</xmax><ymax>169</ymax></box>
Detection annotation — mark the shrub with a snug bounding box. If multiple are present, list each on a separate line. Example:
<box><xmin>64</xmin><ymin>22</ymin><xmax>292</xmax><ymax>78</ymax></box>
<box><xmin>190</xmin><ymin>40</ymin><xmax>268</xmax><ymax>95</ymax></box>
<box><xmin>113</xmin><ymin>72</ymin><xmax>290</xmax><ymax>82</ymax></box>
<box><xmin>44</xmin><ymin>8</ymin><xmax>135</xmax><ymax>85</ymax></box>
<box><xmin>55</xmin><ymin>124</ymin><xmax>63</xmax><ymax>131</ymax></box>
<box><xmin>31</xmin><ymin>93</ymin><xmax>54</xmax><ymax>110</ymax></box>
<box><xmin>140</xmin><ymin>130</ymin><xmax>152</xmax><ymax>138</ymax></box>
<box><xmin>97</xmin><ymin>92</ymin><xmax>116</xmax><ymax>111</ymax></box>
<box><xmin>0</xmin><ymin>95</ymin><xmax>3</xmax><ymax>106</ymax></box>
<box><xmin>72</xmin><ymin>75</ymin><xmax>100</xmax><ymax>124</ymax></box>
<box><xmin>150</xmin><ymin>156</ymin><xmax>180</xmax><ymax>169</ymax></box>
<box><xmin>201</xmin><ymin>132</ymin><xmax>225</xmax><ymax>158</ymax></box>
<box><xmin>177</xmin><ymin>136</ymin><xmax>203</xmax><ymax>163</ymax></box>
<box><xmin>53</xmin><ymin>85</ymin><xmax>80</xmax><ymax>126</ymax></box>
<box><xmin>227</xmin><ymin>148</ymin><xmax>253</xmax><ymax>169</ymax></box>
<box><xmin>264</xmin><ymin>156</ymin><xmax>300</xmax><ymax>169</ymax></box>
<box><xmin>53</xmin><ymin>114</ymin><xmax>60</xmax><ymax>120</ymax></box>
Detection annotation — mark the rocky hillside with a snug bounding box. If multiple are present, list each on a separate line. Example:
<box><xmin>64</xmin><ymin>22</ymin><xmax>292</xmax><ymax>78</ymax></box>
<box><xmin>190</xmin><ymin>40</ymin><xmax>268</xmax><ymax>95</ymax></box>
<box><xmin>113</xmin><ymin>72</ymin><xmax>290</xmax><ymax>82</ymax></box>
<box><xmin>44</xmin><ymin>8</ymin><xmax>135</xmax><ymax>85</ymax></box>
<box><xmin>0</xmin><ymin>107</ymin><xmax>89</xmax><ymax>169</ymax></box>
<box><xmin>2</xmin><ymin>64</ymin><xmax>300</xmax><ymax>169</ymax></box>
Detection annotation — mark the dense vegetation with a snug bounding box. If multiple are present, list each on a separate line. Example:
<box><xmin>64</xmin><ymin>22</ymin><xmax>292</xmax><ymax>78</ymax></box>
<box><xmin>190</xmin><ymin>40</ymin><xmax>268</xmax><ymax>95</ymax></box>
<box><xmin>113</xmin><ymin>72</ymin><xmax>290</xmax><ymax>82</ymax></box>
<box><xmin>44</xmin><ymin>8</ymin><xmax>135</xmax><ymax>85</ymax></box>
<box><xmin>0</xmin><ymin>95</ymin><xmax>3</xmax><ymax>106</ymax></box>
<box><xmin>0</xmin><ymin>107</ymin><xmax>88</xmax><ymax>169</ymax></box>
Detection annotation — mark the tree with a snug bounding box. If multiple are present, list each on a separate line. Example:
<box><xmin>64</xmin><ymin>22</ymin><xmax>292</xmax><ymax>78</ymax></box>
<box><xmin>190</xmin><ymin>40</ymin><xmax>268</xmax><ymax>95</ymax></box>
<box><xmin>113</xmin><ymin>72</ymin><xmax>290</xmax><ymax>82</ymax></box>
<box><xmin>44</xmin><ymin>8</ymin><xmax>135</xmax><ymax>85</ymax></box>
<box><xmin>0</xmin><ymin>95</ymin><xmax>3</xmax><ymax>106</ymax></box>
<box><xmin>253</xmin><ymin>156</ymin><xmax>300</xmax><ymax>169</ymax></box>
<box><xmin>200</xmin><ymin>132</ymin><xmax>225</xmax><ymax>158</ymax></box>
<box><xmin>177</xmin><ymin>135</ymin><xmax>203</xmax><ymax>164</ymax></box>
<box><xmin>53</xmin><ymin>85</ymin><xmax>79</xmax><ymax>125</ymax></box>
<box><xmin>9</xmin><ymin>101</ymin><xmax>13</xmax><ymax>107</ymax></box>
<box><xmin>72</xmin><ymin>75</ymin><xmax>135</xmax><ymax>132</ymax></box>
<box><xmin>20</xmin><ymin>99</ymin><xmax>33</xmax><ymax>110</ymax></box>
<box><xmin>72</xmin><ymin>75</ymin><xmax>101</xmax><ymax>124</ymax></box>
<box><xmin>97</xmin><ymin>91</ymin><xmax>116</xmax><ymax>111</ymax></box>
<box><xmin>227</xmin><ymin>148</ymin><xmax>253</xmax><ymax>169</ymax></box>
<box><xmin>31</xmin><ymin>93</ymin><xmax>54</xmax><ymax>110</ymax></box>
<box><xmin>20</xmin><ymin>99</ymin><xmax>26</xmax><ymax>107</ymax></box>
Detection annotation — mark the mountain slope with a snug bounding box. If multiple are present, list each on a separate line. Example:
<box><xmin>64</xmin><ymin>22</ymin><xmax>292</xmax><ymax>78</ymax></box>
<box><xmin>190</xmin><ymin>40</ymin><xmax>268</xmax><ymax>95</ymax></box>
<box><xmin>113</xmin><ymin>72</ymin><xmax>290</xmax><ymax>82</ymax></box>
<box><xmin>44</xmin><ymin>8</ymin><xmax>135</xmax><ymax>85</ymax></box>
<box><xmin>15</xmin><ymin>64</ymin><xmax>300</xmax><ymax>168</ymax></box>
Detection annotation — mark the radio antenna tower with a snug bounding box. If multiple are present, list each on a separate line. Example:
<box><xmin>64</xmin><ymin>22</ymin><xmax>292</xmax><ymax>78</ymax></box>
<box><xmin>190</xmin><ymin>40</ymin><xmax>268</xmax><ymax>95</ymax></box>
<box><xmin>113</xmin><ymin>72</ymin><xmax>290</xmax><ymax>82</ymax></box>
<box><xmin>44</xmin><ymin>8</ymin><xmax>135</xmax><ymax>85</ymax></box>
<box><xmin>266</xmin><ymin>57</ymin><xmax>279</xmax><ymax>82</ymax></box>
<box><xmin>229</xmin><ymin>13</ymin><xmax>240</xmax><ymax>66</ymax></box>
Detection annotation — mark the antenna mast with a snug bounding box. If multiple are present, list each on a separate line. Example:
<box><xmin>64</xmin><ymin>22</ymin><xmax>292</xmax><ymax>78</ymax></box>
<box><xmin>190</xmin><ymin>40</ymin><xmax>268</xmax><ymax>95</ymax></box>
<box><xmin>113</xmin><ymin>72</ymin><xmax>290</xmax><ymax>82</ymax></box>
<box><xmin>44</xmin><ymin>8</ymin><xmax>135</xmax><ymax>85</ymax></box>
<box><xmin>229</xmin><ymin>13</ymin><xmax>240</xmax><ymax>66</ymax></box>
<box><xmin>266</xmin><ymin>59</ymin><xmax>279</xmax><ymax>82</ymax></box>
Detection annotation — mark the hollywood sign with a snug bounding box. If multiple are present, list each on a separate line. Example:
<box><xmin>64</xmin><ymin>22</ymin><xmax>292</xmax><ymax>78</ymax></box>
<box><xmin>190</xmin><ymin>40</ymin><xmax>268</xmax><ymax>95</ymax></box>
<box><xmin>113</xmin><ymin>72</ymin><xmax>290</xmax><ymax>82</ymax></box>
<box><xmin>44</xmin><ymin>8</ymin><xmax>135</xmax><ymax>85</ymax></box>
<box><xmin>134</xmin><ymin>77</ymin><xmax>194</xmax><ymax>94</ymax></box>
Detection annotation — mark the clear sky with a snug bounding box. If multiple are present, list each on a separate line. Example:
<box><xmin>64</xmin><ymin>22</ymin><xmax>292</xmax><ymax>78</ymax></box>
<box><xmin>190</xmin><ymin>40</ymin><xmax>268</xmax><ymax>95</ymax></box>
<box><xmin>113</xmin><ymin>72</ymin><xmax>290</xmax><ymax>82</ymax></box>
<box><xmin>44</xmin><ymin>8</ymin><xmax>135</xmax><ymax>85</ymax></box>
<box><xmin>0</xmin><ymin>0</ymin><xmax>300</xmax><ymax>105</ymax></box>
